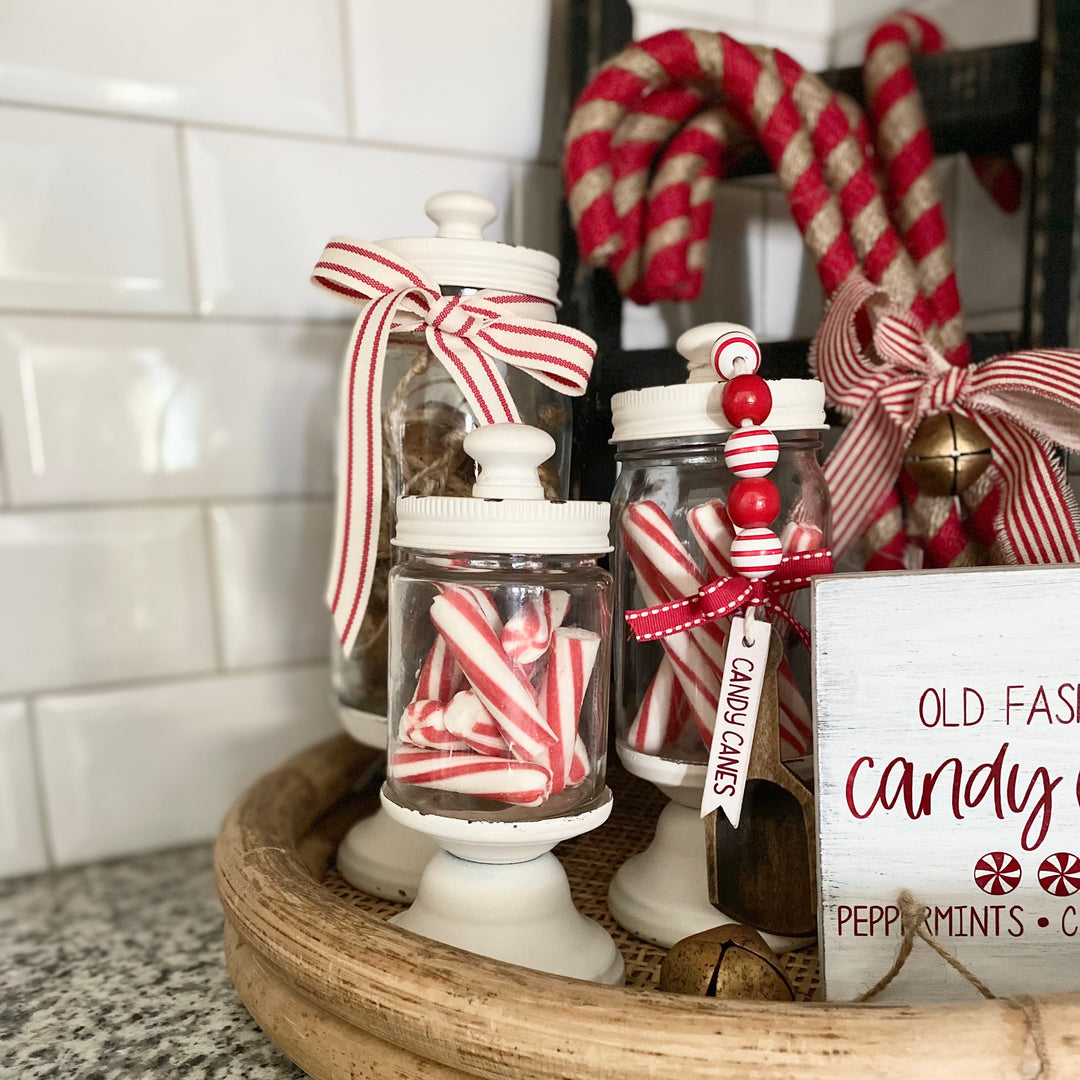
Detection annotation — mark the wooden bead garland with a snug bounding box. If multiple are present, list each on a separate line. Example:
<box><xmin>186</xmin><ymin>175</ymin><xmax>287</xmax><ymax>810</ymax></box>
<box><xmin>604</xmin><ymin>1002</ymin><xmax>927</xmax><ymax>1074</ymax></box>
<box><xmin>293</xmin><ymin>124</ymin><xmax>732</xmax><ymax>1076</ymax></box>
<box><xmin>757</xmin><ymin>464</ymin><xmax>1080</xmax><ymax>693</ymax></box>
<box><xmin>715</xmin><ymin>333</ymin><xmax>781</xmax><ymax>583</ymax></box>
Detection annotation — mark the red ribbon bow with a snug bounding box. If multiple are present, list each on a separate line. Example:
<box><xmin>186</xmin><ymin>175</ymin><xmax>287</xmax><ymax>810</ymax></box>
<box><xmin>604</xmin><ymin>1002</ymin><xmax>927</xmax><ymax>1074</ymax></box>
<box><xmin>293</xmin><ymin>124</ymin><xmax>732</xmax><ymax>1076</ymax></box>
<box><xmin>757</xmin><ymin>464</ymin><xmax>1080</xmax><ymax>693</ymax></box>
<box><xmin>311</xmin><ymin>240</ymin><xmax>597</xmax><ymax>653</ymax></box>
<box><xmin>625</xmin><ymin>549</ymin><xmax>833</xmax><ymax>649</ymax></box>
<box><xmin>814</xmin><ymin>273</ymin><xmax>1080</xmax><ymax>565</ymax></box>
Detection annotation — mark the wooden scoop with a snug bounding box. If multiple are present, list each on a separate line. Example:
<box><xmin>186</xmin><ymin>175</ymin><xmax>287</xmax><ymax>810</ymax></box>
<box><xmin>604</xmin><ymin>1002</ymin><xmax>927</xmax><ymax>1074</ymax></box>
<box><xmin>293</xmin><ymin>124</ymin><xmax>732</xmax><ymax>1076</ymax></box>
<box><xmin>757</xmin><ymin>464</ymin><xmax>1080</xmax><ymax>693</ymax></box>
<box><xmin>705</xmin><ymin>632</ymin><xmax>816</xmax><ymax>937</ymax></box>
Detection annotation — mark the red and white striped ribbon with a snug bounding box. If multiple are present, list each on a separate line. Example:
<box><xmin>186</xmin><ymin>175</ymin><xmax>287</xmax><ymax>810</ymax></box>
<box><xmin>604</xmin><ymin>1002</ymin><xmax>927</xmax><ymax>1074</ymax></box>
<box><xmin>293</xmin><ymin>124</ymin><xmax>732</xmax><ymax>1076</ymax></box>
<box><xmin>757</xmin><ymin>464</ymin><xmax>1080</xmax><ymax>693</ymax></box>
<box><xmin>814</xmin><ymin>273</ymin><xmax>1080</xmax><ymax>564</ymax></box>
<box><xmin>311</xmin><ymin>239</ymin><xmax>597</xmax><ymax>652</ymax></box>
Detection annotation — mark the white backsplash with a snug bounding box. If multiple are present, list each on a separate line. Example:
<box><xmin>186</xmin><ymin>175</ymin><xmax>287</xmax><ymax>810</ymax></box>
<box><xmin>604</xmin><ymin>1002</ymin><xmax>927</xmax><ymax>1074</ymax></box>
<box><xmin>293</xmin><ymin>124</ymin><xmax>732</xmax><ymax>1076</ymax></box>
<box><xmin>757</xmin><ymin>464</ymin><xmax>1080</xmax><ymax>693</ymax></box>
<box><xmin>0</xmin><ymin>0</ymin><xmax>1037</xmax><ymax>876</ymax></box>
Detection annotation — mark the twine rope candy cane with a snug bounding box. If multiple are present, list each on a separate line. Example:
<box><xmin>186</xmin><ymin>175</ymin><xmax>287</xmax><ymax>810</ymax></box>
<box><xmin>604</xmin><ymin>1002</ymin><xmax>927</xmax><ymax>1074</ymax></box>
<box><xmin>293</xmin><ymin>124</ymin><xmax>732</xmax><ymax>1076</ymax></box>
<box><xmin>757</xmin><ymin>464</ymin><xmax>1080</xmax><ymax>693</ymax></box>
<box><xmin>311</xmin><ymin>241</ymin><xmax>597</xmax><ymax>654</ymax></box>
<box><xmin>565</xmin><ymin>17</ymin><xmax>1080</xmax><ymax>571</ymax></box>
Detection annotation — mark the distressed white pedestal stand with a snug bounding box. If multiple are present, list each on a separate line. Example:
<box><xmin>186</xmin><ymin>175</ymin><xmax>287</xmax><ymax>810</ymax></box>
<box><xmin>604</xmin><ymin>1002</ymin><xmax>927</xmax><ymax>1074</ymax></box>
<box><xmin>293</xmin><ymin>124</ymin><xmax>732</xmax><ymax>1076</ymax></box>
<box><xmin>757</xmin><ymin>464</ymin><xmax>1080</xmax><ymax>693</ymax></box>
<box><xmin>608</xmin><ymin>744</ymin><xmax>810</xmax><ymax>953</ymax></box>
<box><xmin>381</xmin><ymin>788</ymin><xmax>625</xmax><ymax>985</ymax></box>
<box><xmin>335</xmin><ymin>703</ymin><xmax>438</xmax><ymax>901</ymax></box>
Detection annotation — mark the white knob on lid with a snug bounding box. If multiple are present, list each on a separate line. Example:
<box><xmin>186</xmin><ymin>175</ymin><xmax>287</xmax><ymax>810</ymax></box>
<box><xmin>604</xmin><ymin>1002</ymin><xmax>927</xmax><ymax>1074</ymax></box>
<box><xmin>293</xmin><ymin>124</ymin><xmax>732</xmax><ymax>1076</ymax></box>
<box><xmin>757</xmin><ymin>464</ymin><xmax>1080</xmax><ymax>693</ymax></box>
<box><xmin>464</xmin><ymin>423</ymin><xmax>554</xmax><ymax>500</ymax></box>
<box><xmin>426</xmin><ymin>191</ymin><xmax>498</xmax><ymax>240</ymax></box>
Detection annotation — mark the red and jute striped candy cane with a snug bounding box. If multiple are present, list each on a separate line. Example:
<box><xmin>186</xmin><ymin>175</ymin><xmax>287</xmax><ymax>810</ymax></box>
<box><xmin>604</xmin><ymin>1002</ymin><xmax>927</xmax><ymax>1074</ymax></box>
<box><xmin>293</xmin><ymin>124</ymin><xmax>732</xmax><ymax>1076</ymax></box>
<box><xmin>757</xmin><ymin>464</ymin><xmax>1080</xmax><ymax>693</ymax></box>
<box><xmin>311</xmin><ymin>243</ymin><xmax>596</xmax><ymax>655</ymax></box>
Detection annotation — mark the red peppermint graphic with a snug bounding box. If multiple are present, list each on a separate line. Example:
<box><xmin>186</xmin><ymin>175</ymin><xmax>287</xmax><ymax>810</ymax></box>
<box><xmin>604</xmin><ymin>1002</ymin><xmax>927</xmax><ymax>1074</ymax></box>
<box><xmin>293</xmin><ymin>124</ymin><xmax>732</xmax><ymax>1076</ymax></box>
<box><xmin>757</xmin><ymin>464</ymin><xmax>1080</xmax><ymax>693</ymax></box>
<box><xmin>973</xmin><ymin>851</ymin><xmax>1022</xmax><ymax>895</ymax></box>
<box><xmin>1038</xmin><ymin>852</ymin><xmax>1080</xmax><ymax>897</ymax></box>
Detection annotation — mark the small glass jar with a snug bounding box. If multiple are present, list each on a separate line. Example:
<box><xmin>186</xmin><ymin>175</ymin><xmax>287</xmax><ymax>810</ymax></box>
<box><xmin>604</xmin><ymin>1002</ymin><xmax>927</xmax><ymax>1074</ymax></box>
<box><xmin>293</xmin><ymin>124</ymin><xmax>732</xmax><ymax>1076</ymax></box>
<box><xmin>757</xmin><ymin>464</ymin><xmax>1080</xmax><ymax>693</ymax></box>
<box><xmin>383</xmin><ymin>427</ymin><xmax>613</xmax><ymax>823</ymax></box>
<box><xmin>330</xmin><ymin>192</ymin><xmax>572</xmax><ymax>738</ymax></box>
<box><xmin>610</xmin><ymin>340</ymin><xmax>830</xmax><ymax>771</ymax></box>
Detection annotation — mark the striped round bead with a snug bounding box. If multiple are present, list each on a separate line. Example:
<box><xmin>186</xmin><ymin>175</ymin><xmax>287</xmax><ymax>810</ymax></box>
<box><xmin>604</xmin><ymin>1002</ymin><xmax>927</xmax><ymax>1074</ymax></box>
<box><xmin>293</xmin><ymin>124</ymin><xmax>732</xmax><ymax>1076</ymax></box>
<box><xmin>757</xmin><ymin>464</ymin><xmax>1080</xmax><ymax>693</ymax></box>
<box><xmin>729</xmin><ymin>527</ymin><xmax>783</xmax><ymax>579</ymax></box>
<box><xmin>724</xmin><ymin>426</ymin><xmax>779</xmax><ymax>478</ymax></box>
<box><xmin>711</xmin><ymin>329</ymin><xmax>761</xmax><ymax>380</ymax></box>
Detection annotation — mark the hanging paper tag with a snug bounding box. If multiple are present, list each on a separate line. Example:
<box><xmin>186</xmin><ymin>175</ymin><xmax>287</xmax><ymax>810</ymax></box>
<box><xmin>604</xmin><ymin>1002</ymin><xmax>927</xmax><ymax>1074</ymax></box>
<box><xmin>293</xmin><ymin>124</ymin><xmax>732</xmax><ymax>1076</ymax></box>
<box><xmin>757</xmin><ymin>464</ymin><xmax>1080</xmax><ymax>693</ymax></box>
<box><xmin>700</xmin><ymin>614</ymin><xmax>770</xmax><ymax>827</ymax></box>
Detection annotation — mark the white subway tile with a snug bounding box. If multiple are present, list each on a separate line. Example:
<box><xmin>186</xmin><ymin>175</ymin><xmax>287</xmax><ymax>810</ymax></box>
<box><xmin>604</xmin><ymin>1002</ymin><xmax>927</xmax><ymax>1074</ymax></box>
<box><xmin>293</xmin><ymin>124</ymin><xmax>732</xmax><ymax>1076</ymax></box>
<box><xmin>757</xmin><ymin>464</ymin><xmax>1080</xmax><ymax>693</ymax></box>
<box><xmin>910</xmin><ymin>0</ymin><xmax>1037</xmax><ymax>48</ymax></box>
<box><xmin>760</xmin><ymin>0</ymin><xmax>835</xmax><ymax>40</ymax></box>
<box><xmin>954</xmin><ymin>152</ymin><xmax>1029</xmax><ymax>317</ymax></box>
<box><xmin>209</xmin><ymin>501</ymin><xmax>333</xmax><ymax>669</ymax></box>
<box><xmin>0</xmin><ymin>0</ymin><xmax>346</xmax><ymax>136</ymax></box>
<box><xmin>833</xmin><ymin>0</ymin><xmax>902</xmax><ymax>35</ymax></box>
<box><xmin>34</xmin><ymin>666</ymin><xmax>337</xmax><ymax>866</ymax></box>
<box><xmin>0</xmin><ymin>506</ymin><xmax>215</xmax><ymax>696</ymax></box>
<box><xmin>0</xmin><ymin>317</ymin><xmax>342</xmax><ymax>506</ymax></box>
<box><xmin>760</xmin><ymin>188</ymin><xmax>825</xmax><ymax>341</ymax></box>
<box><xmin>0</xmin><ymin>106</ymin><xmax>190</xmax><ymax>314</ymax></box>
<box><xmin>346</xmin><ymin>0</ymin><xmax>552</xmax><ymax>160</ymax></box>
<box><xmin>0</xmin><ymin>700</ymin><xmax>49</xmax><ymax>878</ymax></box>
<box><xmin>630</xmin><ymin>0</ymin><xmax>756</xmax><ymax>29</ymax></box>
<box><xmin>184</xmin><ymin>129</ymin><xmax>513</xmax><ymax>318</ymax></box>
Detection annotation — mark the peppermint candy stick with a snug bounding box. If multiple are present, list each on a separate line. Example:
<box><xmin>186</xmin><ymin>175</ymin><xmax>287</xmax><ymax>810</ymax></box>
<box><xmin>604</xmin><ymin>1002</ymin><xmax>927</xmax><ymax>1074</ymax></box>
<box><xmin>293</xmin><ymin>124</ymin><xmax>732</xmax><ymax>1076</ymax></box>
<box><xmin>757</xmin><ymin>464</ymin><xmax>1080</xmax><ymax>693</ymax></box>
<box><xmin>622</xmin><ymin>501</ymin><xmax>728</xmax><ymax>671</ymax></box>
<box><xmin>532</xmin><ymin>627</ymin><xmax>601</xmax><ymax>793</ymax></box>
<box><xmin>389</xmin><ymin>746</ymin><xmax>552</xmax><ymax>807</ymax></box>
<box><xmin>400</xmin><ymin>699</ymin><xmax>472</xmax><ymax>752</ymax></box>
<box><xmin>687</xmin><ymin>499</ymin><xmax>737</xmax><ymax>577</ymax></box>
<box><xmin>430</xmin><ymin>588</ymin><xmax>556</xmax><ymax>760</ymax></box>
<box><xmin>411</xmin><ymin>586</ymin><xmax>502</xmax><ymax>704</ymax></box>
<box><xmin>501</xmin><ymin>590</ymin><xmax>571</xmax><ymax>665</ymax></box>
<box><xmin>626</xmin><ymin>657</ymin><xmax>689</xmax><ymax>753</ymax></box>
<box><xmin>621</xmin><ymin>506</ymin><xmax>719</xmax><ymax>743</ymax></box>
<box><xmin>443</xmin><ymin>690</ymin><xmax>512</xmax><ymax>758</ymax></box>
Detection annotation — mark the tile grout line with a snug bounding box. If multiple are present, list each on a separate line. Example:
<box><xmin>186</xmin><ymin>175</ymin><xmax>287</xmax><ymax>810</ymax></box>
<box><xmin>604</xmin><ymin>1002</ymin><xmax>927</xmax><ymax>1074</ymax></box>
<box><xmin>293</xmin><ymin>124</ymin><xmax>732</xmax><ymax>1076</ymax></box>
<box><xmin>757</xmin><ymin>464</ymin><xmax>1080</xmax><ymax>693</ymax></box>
<box><xmin>0</xmin><ymin>95</ymin><xmax>560</xmax><ymax>170</ymax></box>
<box><xmin>174</xmin><ymin>124</ymin><xmax>204</xmax><ymax>317</ymax></box>
<box><xmin>23</xmin><ymin>696</ymin><xmax>59</xmax><ymax>869</ymax></box>
<box><xmin>0</xmin><ymin>494</ymin><xmax>333</xmax><ymax>516</ymax></box>
<box><xmin>2</xmin><ymin>659</ymin><xmax>331</xmax><ymax>705</ymax></box>
<box><xmin>199</xmin><ymin>501</ymin><xmax>230</xmax><ymax>673</ymax></box>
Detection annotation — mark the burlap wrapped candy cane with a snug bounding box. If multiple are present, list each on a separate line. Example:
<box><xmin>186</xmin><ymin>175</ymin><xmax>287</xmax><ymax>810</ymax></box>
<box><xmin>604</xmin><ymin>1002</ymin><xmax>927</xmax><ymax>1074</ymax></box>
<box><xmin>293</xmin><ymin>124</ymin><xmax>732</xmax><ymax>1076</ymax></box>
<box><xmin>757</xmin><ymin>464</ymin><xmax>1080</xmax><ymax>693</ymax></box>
<box><xmin>565</xmin><ymin>19</ymin><xmax>1080</xmax><ymax>569</ymax></box>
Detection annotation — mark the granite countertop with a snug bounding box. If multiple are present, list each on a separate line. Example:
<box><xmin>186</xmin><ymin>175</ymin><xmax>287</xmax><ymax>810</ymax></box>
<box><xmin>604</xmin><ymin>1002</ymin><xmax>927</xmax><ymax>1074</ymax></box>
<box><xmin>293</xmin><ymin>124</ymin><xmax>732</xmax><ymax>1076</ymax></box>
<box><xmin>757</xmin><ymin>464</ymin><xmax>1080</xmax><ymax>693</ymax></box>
<box><xmin>1</xmin><ymin>845</ymin><xmax>305</xmax><ymax>1080</ymax></box>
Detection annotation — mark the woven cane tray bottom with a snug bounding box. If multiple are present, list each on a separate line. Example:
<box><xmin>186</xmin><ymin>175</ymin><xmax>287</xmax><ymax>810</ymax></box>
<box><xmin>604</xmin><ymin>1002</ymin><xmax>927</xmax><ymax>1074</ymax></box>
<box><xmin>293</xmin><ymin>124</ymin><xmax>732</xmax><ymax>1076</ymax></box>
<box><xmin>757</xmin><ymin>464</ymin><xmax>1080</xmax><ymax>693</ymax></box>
<box><xmin>321</xmin><ymin>758</ymin><xmax>820</xmax><ymax>1000</ymax></box>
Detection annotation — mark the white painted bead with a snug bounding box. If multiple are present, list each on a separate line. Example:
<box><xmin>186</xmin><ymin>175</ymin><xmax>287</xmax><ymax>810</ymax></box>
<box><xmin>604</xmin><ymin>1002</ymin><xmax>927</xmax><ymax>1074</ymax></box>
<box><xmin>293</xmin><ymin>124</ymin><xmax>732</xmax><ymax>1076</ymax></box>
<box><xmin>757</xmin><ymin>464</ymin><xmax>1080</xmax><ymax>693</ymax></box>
<box><xmin>711</xmin><ymin>329</ymin><xmax>761</xmax><ymax>380</ymax></box>
<box><xmin>730</xmin><ymin>527</ymin><xmax>783</xmax><ymax>579</ymax></box>
<box><xmin>724</xmin><ymin>426</ymin><xmax>779</xmax><ymax>477</ymax></box>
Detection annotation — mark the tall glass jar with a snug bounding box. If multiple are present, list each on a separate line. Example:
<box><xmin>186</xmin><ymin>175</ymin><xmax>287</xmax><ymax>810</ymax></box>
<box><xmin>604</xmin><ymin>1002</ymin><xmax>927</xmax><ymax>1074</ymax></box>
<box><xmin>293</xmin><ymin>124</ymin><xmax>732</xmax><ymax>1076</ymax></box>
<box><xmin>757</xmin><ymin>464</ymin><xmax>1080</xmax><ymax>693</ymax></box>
<box><xmin>330</xmin><ymin>192</ymin><xmax>572</xmax><ymax>743</ymax></box>
<box><xmin>611</xmin><ymin>377</ymin><xmax>829</xmax><ymax>771</ymax></box>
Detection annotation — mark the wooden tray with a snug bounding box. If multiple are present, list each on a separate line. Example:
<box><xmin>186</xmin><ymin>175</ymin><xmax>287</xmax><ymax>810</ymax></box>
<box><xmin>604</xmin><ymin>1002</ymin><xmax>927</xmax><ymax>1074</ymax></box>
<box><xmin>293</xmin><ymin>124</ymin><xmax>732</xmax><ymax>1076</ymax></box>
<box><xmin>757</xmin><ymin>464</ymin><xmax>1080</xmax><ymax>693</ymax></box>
<box><xmin>215</xmin><ymin>736</ymin><xmax>1080</xmax><ymax>1079</ymax></box>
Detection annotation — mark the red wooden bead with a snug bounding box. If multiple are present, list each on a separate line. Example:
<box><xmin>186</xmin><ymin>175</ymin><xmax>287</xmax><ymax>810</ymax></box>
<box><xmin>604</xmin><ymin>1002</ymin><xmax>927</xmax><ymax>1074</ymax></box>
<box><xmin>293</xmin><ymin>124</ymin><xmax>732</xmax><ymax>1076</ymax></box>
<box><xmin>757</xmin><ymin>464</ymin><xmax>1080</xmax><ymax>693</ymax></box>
<box><xmin>726</xmin><ymin>478</ymin><xmax>781</xmax><ymax>529</ymax></box>
<box><xmin>722</xmin><ymin>374</ymin><xmax>772</xmax><ymax>427</ymax></box>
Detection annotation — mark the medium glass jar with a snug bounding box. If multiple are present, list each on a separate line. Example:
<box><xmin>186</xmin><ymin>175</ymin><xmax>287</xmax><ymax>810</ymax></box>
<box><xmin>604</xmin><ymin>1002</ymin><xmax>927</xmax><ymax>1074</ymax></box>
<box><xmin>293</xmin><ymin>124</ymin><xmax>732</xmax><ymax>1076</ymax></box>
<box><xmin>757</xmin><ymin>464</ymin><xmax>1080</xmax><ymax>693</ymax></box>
<box><xmin>611</xmin><ymin>373</ymin><xmax>829</xmax><ymax>771</ymax></box>
<box><xmin>382</xmin><ymin>427</ymin><xmax>613</xmax><ymax>823</ymax></box>
<box><xmin>329</xmin><ymin>192</ymin><xmax>572</xmax><ymax>740</ymax></box>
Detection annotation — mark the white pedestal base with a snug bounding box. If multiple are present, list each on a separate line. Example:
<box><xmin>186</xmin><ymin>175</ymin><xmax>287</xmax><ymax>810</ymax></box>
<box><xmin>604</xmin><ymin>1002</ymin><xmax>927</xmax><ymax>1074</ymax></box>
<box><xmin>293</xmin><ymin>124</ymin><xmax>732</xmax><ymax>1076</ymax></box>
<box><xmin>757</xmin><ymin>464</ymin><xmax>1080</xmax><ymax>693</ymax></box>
<box><xmin>336</xmin><ymin>702</ymin><xmax>388</xmax><ymax>749</ymax></box>
<box><xmin>607</xmin><ymin>799</ymin><xmax>811</xmax><ymax>954</ymax></box>
<box><xmin>392</xmin><ymin>850</ymin><xmax>624</xmax><ymax>984</ymax></box>
<box><xmin>381</xmin><ymin>787</ymin><xmax>623</xmax><ymax>984</ymax></box>
<box><xmin>336</xmin><ymin>807</ymin><xmax>439</xmax><ymax>902</ymax></box>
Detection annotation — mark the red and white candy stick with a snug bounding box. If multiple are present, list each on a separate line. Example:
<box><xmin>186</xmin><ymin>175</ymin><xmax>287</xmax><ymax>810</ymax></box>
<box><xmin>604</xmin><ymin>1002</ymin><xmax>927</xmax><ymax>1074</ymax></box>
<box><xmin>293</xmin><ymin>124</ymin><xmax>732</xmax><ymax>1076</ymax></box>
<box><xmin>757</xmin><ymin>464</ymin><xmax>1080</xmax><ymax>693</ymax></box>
<box><xmin>400</xmin><ymin>699</ymin><xmax>472</xmax><ymax>751</ymax></box>
<box><xmin>501</xmin><ymin>589</ymin><xmax>571</xmax><ymax>665</ymax></box>
<box><xmin>626</xmin><ymin>656</ymin><xmax>689</xmax><ymax>753</ymax></box>
<box><xmin>411</xmin><ymin>585</ymin><xmax>502</xmax><ymax>704</ymax></box>
<box><xmin>443</xmin><ymin>690</ymin><xmax>512</xmax><ymax>758</ymax></box>
<box><xmin>532</xmin><ymin>627</ymin><xmax>601</xmax><ymax>793</ymax></box>
<box><xmin>430</xmin><ymin>587</ymin><xmax>556</xmax><ymax>760</ymax></box>
<box><xmin>687</xmin><ymin>499</ymin><xmax>737</xmax><ymax>577</ymax></box>
<box><xmin>389</xmin><ymin>746</ymin><xmax>552</xmax><ymax>807</ymax></box>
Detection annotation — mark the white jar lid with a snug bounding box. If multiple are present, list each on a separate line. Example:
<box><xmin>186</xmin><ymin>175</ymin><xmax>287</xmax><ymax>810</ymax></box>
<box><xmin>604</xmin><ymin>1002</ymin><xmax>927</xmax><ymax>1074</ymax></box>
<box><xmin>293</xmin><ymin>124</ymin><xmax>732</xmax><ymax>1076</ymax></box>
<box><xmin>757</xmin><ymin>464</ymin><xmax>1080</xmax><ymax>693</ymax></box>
<box><xmin>610</xmin><ymin>379</ymin><xmax>827</xmax><ymax>443</ymax></box>
<box><xmin>393</xmin><ymin>495</ymin><xmax>612</xmax><ymax>554</ymax></box>
<box><xmin>379</xmin><ymin>191</ymin><xmax>559</xmax><ymax>303</ymax></box>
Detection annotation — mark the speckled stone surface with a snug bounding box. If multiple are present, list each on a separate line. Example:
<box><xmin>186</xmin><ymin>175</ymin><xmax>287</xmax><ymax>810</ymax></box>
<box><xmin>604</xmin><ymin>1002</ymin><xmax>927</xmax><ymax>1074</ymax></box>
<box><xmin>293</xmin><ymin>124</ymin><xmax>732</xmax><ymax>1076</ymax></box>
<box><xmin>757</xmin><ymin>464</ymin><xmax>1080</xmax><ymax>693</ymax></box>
<box><xmin>0</xmin><ymin>844</ymin><xmax>306</xmax><ymax>1080</ymax></box>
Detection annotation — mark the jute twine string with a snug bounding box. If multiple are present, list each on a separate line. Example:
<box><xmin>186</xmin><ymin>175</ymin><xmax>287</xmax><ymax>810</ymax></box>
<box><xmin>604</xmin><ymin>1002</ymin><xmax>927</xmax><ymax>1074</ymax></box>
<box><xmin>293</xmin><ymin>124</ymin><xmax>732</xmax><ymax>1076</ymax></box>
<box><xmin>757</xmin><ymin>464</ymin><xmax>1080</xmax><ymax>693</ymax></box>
<box><xmin>858</xmin><ymin>890</ymin><xmax>1049</xmax><ymax>1078</ymax></box>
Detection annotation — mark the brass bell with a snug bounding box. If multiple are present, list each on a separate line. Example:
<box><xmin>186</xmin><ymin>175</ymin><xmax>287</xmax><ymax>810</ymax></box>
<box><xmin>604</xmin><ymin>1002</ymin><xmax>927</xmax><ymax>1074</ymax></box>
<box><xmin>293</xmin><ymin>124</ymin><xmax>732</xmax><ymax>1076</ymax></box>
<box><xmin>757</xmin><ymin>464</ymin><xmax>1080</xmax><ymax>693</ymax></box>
<box><xmin>658</xmin><ymin>924</ymin><xmax>794</xmax><ymax>1000</ymax></box>
<box><xmin>902</xmin><ymin>413</ymin><xmax>992</xmax><ymax>497</ymax></box>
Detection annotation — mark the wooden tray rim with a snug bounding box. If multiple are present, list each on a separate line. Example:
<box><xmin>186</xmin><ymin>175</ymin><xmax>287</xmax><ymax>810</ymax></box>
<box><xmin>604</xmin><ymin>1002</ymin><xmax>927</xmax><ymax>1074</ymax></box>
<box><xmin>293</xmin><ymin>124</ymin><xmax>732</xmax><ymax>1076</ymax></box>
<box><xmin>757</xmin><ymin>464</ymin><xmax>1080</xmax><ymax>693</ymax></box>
<box><xmin>215</xmin><ymin>736</ymin><xmax>1080</xmax><ymax>1080</ymax></box>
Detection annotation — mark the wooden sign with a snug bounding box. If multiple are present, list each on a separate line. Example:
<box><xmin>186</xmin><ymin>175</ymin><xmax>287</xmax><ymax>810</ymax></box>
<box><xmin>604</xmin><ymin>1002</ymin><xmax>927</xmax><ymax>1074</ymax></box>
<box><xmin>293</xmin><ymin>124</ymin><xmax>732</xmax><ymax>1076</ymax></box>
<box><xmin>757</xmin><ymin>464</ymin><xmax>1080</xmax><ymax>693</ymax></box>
<box><xmin>813</xmin><ymin>564</ymin><xmax>1080</xmax><ymax>1004</ymax></box>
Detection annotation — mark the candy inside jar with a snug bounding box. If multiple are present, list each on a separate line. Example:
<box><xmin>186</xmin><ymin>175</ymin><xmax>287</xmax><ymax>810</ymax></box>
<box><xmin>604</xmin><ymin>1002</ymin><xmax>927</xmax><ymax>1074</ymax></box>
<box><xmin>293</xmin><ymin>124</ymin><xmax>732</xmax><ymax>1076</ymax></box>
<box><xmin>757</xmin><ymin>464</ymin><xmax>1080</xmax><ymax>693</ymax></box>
<box><xmin>384</xmin><ymin>424</ymin><xmax>612</xmax><ymax>822</ymax></box>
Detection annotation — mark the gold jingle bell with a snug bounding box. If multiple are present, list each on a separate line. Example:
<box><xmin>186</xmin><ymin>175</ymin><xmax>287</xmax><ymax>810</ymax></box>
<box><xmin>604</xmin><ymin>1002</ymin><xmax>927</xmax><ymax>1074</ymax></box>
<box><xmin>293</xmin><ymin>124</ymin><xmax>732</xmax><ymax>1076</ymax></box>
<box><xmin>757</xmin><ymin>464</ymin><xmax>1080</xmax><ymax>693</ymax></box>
<box><xmin>658</xmin><ymin>924</ymin><xmax>794</xmax><ymax>1000</ymax></box>
<box><xmin>902</xmin><ymin>413</ymin><xmax>992</xmax><ymax>497</ymax></box>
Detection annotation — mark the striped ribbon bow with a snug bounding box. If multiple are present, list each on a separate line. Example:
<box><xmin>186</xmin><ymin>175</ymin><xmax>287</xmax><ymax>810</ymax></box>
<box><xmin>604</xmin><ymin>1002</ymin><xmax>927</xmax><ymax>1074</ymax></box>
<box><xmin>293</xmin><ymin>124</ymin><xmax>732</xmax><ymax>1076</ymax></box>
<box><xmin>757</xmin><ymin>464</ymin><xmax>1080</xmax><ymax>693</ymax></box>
<box><xmin>312</xmin><ymin>239</ymin><xmax>596</xmax><ymax>653</ymax></box>
<box><xmin>815</xmin><ymin>273</ymin><xmax>1080</xmax><ymax>565</ymax></box>
<box><xmin>626</xmin><ymin>549</ymin><xmax>833</xmax><ymax>649</ymax></box>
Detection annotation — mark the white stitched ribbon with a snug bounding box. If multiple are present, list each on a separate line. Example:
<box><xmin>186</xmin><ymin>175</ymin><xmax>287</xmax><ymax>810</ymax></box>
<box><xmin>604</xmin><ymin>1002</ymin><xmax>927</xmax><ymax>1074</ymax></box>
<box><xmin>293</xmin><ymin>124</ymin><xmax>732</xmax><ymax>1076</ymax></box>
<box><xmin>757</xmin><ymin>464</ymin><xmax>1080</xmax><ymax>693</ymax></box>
<box><xmin>312</xmin><ymin>238</ymin><xmax>596</xmax><ymax>653</ymax></box>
